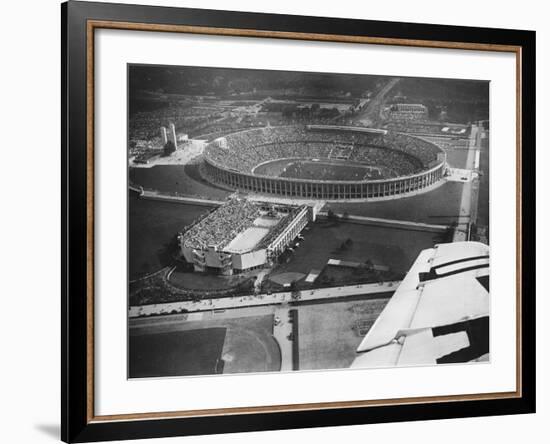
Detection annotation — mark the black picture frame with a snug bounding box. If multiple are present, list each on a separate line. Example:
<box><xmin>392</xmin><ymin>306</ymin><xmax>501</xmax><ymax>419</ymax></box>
<box><xmin>62</xmin><ymin>1</ymin><xmax>536</xmax><ymax>442</ymax></box>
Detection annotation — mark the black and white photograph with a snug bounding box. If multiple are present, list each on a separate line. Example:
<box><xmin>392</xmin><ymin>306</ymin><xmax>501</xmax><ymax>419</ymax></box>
<box><xmin>127</xmin><ymin>65</ymin><xmax>490</xmax><ymax>378</ymax></box>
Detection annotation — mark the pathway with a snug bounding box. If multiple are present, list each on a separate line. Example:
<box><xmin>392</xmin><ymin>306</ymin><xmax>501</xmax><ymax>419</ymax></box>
<box><xmin>129</xmin><ymin>280</ymin><xmax>400</xmax><ymax>318</ymax></box>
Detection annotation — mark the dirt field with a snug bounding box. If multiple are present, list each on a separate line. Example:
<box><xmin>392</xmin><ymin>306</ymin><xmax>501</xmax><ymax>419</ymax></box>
<box><xmin>220</xmin><ymin>314</ymin><xmax>281</xmax><ymax>374</ymax></box>
<box><xmin>297</xmin><ymin>297</ymin><xmax>390</xmax><ymax>370</ymax></box>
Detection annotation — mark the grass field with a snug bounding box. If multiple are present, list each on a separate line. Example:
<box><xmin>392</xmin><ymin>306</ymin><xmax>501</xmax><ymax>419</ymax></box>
<box><xmin>168</xmin><ymin>264</ymin><xmax>251</xmax><ymax>291</ymax></box>
<box><xmin>326</xmin><ymin>181</ymin><xmax>464</xmax><ymax>224</ymax></box>
<box><xmin>129</xmin><ymin>196</ymin><xmax>214</xmax><ymax>279</ymax></box>
<box><xmin>268</xmin><ymin>272</ymin><xmax>306</xmax><ymax>286</ymax></box>
<box><xmin>281</xmin><ymin>161</ymin><xmax>381</xmax><ymax>181</ymax></box>
<box><xmin>273</xmin><ymin>220</ymin><xmax>437</xmax><ymax>277</ymax></box>
<box><xmin>129</xmin><ymin>328</ymin><xmax>226</xmax><ymax>378</ymax></box>
<box><xmin>130</xmin><ymin>163</ymin><xmax>230</xmax><ymax>200</ymax></box>
<box><xmin>129</xmin><ymin>312</ymin><xmax>281</xmax><ymax>377</ymax></box>
<box><xmin>445</xmin><ymin>148</ymin><xmax>470</xmax><ymax>169</ymax></box>
<box><xmin>297</xmin><ymin>297</ymin><xmax>389</xmax><ymax>370</ymax></box>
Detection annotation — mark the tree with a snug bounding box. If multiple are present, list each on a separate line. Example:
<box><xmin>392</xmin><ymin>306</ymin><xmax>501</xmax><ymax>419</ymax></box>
<box><xmin>163</xmin><ymin>140</ymin><xmax>176</xmax><ymax>156</ymax></box>
<box><xmin>289</xmin><ymin>282</ymin><xmax>301</xmax><ymax>301</ymax></box>
<box><xmin>435</xmin><ymin>221</ymin><xmax>458</xmax><ymax>243</ymax></box>
<box><xmin>364</xmin><ymin>259</ymin><xmax>374</xmax><ymax>271</ymax></box>
<box><xmin>326</xmin><ymin>209</ymin><xmax>339</xmax><ymax>223</ymax></box>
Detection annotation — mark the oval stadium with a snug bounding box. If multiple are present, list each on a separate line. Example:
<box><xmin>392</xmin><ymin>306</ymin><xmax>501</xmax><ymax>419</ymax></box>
<box><xmin>202</xmin><ymin>125</ymin><xmax>447</xmax><ymax>201</ymax></box>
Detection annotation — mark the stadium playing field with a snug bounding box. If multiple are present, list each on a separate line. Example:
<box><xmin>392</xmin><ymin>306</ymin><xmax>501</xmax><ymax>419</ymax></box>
<box><xmin>129</xmin><ymin>328</ymin><xmax>226</xmax><ymax>378</ymax></box>
<box><xmin>280</xmin><ymin>160</ymin><xmax>384</xmax><ymax>181</ymax></box>
<box><xmin>253</xmin><ymin>158</ymin><xmax>390</xmax><ymax>181</ymax></box>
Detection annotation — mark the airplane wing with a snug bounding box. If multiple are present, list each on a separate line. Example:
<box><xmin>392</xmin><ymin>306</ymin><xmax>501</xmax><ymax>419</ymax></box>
<box><xmin>351</xmin><ymin>241</ymin><xmax>489</xmax><ymax>369</ymax></box>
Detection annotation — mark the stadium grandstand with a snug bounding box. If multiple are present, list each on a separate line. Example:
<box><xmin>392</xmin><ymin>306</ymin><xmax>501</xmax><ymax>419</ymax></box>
<box><xmin>202</xmin><ymin>125</ymin><xmax>446</xmax><ymax>200</ymax></box>
<box><xmin>178</xmin><ymin>197</ymin><xmax>311</xmax><ymax>275</ymax></box>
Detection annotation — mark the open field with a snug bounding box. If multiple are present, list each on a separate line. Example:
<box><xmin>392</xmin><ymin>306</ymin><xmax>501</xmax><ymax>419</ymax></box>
<box><xmin>129</xmin><ymin>196</ymin><xmax>214</xmax><ymax>279</ymax></box>
<box><xmin>298</xmin><ymin>297</ymin><xmax>389</xmax><ymax>370</ymax></box>
<box><xmin>129</xmin><ymin>328</ymin><xmax>226</xmax><ymax>378</ymax></box>
<box><xmin>445</xmin><ymin>148</ymin><xmax>470</xmax><ymax>169</ymax></box>
<box><xmin>220</xmin><ymin>314</ymin><xmax>281</xmax><ymax>374</ymax></box>
<box><xmin>130</xmin><ymin>163</ymin><xmax>230</xmax><ymax>200</ymax></box>
<box><xmin>273</xmin><ymin>220</ymin><xmax>437</xmax><ymax>277</ymax></box>
<box><xmin>168</xmin><ymin>264</ymin><xmax>252</xmax><ymax>291</ymax></box>
<box><xmin>129</xmin><ymin>312</ymin><xmax>280</xmax><ymax>377</ymax></box>
<box><xmin>326</xmin><ymin>181</ymin><xmax>464</xmax><ymax>224</ymax></box>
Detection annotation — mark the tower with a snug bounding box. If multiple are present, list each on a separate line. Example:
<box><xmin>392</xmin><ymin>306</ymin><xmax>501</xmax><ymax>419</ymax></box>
<box><xmin>169</xmin><ymin>123</ymin><xmax>178</xmax><ymax>149</ymax></box>
<box><xmin>160</xmin><ymin>126</ymin><xmax>168</xmax><ymax>145</ymax></box>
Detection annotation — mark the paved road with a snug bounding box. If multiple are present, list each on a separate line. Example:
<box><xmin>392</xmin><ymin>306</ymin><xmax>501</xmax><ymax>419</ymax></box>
<box><xmin>318</xmin><ymin>211</ymin><xmax>448</xmax><ymax>232</ymax></box>
<box><xmin>454</xmin><ymin>124</ymin><xmax>480</xmax><ymax>241</ymax></box>
<box><xmin>353</xmin><ymin>78</ymin><xmax>400</xmax><ymax>126</ymax></box>
<box><xmin>139</xmin><ymin>191</ymin><xmax>224</xmax><ymax>206</ymax></box>
<box><xmin>129</xmin><ymin>280</ymin><xmax>400</xmax><ymax>318</ymax></box>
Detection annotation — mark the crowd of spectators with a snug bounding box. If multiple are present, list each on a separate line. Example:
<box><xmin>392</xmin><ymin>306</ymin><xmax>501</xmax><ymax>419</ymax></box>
<box><xmin>129</xmin><ymin>103</ymin><xmax>225</xmax><ymax>145</ymax></box>
<box><xmin>204</xmin><ymin>126</ymin><xmax>442</xmax><ymax>179</ymax></box>
<box><xmin>180</xmin><ymin>198</ymin><xmax>260</xmax><ymax>250</ymax></box>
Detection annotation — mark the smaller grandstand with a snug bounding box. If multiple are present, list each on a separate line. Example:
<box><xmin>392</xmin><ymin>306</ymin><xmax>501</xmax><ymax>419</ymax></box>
<box><xmin>178</xmin><ymin>197</ymin><xmax>311</xmax><ymax>275</ymax></box>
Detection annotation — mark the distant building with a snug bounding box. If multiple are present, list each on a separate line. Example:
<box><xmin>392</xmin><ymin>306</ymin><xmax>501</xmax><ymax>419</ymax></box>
<box><xmin>389</xmin><ymin>103</ymin><xmax>428</xmax><ymax>120</ymax></box>
<box><xmin>178</xmin><ymin>197</ymin><xmax>311</xmax><ymax>275</ymax></box>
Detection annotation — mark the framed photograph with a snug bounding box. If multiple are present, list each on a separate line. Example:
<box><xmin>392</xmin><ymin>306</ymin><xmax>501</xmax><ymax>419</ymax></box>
<box><xmin>62</xmin><ymin>1</ymin><xmax>536</xmax><ymax>442</ymax></box>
